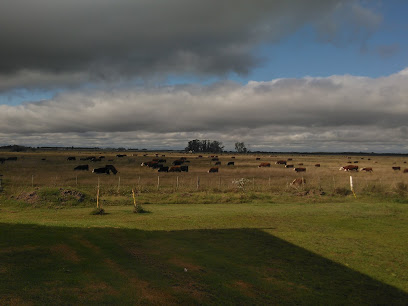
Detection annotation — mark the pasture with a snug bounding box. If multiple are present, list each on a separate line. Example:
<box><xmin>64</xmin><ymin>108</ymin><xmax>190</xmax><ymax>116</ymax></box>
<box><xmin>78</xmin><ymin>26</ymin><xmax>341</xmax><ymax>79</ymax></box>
<box><xmin>0</xmin><ymin>150</ymin><xmax>408</xmax><ymax>304</ymax></box>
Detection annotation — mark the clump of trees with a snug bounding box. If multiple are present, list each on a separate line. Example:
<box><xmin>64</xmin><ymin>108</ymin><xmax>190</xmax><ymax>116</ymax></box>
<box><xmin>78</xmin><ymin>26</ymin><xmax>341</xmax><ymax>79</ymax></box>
<box><xmin>185</xmin><ymin>139</ymin><xmax>224</xmax><ymax>153</ymax></box>
<box><xmin>235</xmin><ymin>142</ymin><xmax>248</xmax><ymax>153</ymax></box>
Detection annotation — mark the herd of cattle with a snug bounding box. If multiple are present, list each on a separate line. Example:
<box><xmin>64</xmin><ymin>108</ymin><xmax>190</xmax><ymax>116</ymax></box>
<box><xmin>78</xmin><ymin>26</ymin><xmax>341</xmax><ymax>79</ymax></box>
<box><xmin>1</xmin><ymin>154</ymin><xmax>408</xmax><ymax>177</ymax></box>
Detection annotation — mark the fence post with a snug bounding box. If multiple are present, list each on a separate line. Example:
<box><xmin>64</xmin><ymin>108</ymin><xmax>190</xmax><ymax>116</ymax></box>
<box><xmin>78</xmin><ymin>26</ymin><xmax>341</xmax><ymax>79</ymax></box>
<box><xmin>97</xmin><ymin>178</ymin><xmax>100</xmax><ymax>209</ymax></box>
<box><xmin>157</xmin><ymin>176</ymin><xmax>160</xmax><ymax>190</ymax></box>
<box><xmin>350</xmin><ymin>176</ymin><xmax>357</xmax><ymax>198</ymax></box>
<box><xmin>117</xmin><ymin>176</ymin><xmax>121</xmax><ymax>192</ymax></box>
<box><xmin>176</xmin><ymin>176</ymin><xmax>179</xmax><ymax>190</ymax></box>
<box><xmin>197</xmin><ymin>176</ymin><xmax>200</xmax><ymax>189</ymax></box>
<box><xmin>0</xmin><ymin>177</ymin><xmax>2</xmax><ymax>192</ymax></box>
<box><xmin>32</xmin><ymin>175</ymin><xmax>34</xmax><ymax>188</ymax></box>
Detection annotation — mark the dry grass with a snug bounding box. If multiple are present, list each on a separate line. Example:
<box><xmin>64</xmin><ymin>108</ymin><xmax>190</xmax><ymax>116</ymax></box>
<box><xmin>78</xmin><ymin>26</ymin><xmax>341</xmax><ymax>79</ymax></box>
<box><xmin>1</xmin><ymin>151</ymin><xmax>408</xmax><ymax>201</ymax></box>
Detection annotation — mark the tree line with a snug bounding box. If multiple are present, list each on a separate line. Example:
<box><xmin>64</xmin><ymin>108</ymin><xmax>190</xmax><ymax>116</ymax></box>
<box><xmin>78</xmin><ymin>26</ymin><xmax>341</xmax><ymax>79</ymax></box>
<box><xmin>185</xmin><ymin>140</ymin><xmax>248</xmax><ymax>153</ymax></box>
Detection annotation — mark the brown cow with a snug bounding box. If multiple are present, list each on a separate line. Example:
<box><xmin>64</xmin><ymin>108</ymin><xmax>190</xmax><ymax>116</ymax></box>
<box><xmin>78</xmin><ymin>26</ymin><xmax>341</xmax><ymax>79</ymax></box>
<box><xmin>258</xmin><ymin>162</ymin><xmax>271</xmax><ymax>167</ymax></box>
<box><xmin>392</xmin><ymin>167</ymin><xmax>401</xmax><ymax>171</ymax></box>
<box><xmin>360</xmin><ymin>167</ymin><xmax>373</xmax><ymax>172</ymax></box>
<box><xmin>294</xmin><ymin>167</ymin><xmax>306</xmax><ymax>172</ymax></box>
<box><xmin>169</xmin><ymin>166</ymin><xmax>182</xmax><ymax>172</ymax></box>
<box><xmin>403</xmin><ymin>168</ymin><xmax>408</xmax><ymax>173</ymax></box>
<box><xmin>208</xmin><ymin>167</ymin><xmax>219</xmax><ymax>173</ymax></box>
<box><xmin>340</xmin><ymin>165</ymin><xmax>358</xmax><ymax>171</ymax></box>
<box><xmin>275</xmin><ymin>160</ymin><xmax>286</xmax><ymax>165</ymax></box>
<box><xmin>285</xmin><ymin>164</ymin><xmax>294</xmax><ymax>168</ymax></box>
<box><xmin>256</xmin><ymin>157</ymin><xmax>261</xmax><ymax>160</ymax></box>
<box><xmin>315</xmin><ymin>164</ymin><xmax>320</xmax><ymax>167</ymax></box>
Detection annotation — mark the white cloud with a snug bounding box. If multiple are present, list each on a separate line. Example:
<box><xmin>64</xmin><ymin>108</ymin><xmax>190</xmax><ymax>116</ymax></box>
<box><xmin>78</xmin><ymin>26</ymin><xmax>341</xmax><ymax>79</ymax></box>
<box><xmin>1</xmin><ymin>68</ymin><xmax>408</xmax><ymax>152</ymax></box>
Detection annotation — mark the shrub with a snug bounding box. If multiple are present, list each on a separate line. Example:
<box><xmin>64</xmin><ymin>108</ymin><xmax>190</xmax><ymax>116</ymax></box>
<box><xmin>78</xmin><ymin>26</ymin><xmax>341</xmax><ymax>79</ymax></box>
<box><xmin>333</xmin><ymin>187</ymin><xmax>352</xmax><ymax>196</ymax></box>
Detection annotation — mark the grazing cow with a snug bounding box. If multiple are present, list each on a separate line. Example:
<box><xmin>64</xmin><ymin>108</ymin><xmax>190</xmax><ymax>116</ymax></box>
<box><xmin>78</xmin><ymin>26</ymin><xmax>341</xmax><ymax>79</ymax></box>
<box><xmin>258</xmin><ymin>162</ymin><xmax>271</xmax><ymax>167</ymax></box>
<box><xmin>256</xmin><ymin>157</ymin><xmax>261</xmax><ymax>160</ymax></box>
<box><xmin>173</xmin><ymin>160</ymin><xmax>184</xmax><ymax>166</ymax></box>
<box><xmin>116</xmin><ymin>154</ymin><xmax>127</xmax><ymax>158</ymax></box>
<box><xmin>231</xmin><ymin>157</ymin><xmax>236</xmax><ymax>159</ymax></box>
<box><xmin>287</xmin><ymin>158</ymin><xmax>293</xmax><ymax>161</ymax></box>
<box><xmin>180</xmin><ymin>165</ymin><xmax>189</xmax><ymax>172</ymax></box>
<box><xmin>404</xmin><ymin>161</ymin><xmax>407</xmax><ymax>164</ymax></box>
<box><xmin>340</xmin><ymin>165</ymin><xmax>359</xmax><ymax>171</ymax></box>
<box><xmin>198</xmin><ymin>155</ymin><xmax>203</xmax><ymax>158</ymax></box>
<box><xmin>392</xmin><ymin>167</ymin><xmax>401</xmax><ymax>171</ymax></box>
<box><xmin>67</xmin><ymin>157</ymin><xmax>76</xmax><ymax>161</ymax></box>
<box><xmin>215</xmin><ymin>161</ymin><xmax>221</xmax><ymax>165</ymax></box>
<box><xmin>403</xmin><ymin>168</ymin><xmax>408</xmax><ymax>173</ymax></box>
<box><xmin>294</xmin><ymin>167</ymin><xmax>306</xmax><ymax>172</ymax></box>
<box><xmin>152</xmin><ymin>163</ymin><xmax>163</xmax><ymax>169</ymax></box>
<box><xmin>105</xmin><ymin>165</ymin><xmax>118</xmax><ymax>174</ymax></box>
<box><xmin>211</xmin><ymin>157</ymin><xmax>219</xmax><ymax>161</ymax></box>
<box><xmin>275</xmin><ymin>160</ymin><xmax>286</xmax><ymax>165</ymax></box>
<box><xmin>227</xmin><ymin>161</ymin><xmax>235</xmax><ymax>166</ymax></box>
<box><xmin>315</xmin><ymin>164</ymin><xmax>320</xmax><ymax>167</ymax></box>
<box><xmin>298</xmin><ymin>163</ymin><xmax>304</xmax><ymax>166</ymax></box>
<box><xmin>91</xmin><ymin>158</ymin><xmax>102</xmax><ymax>162</ymax></box>
<box><xmin>354</xmin><ymin>161</ymin><xmax>359</xmax><ymax>164</ymax></box>
<box><xmin>361</xmin><ymin>167</ymin><xmax>373</xmax><ymax>172</ymax></box>
<box><xmin>0</xmin><ymin>158</ymin><xmax>5</xmax><ymax>164</ymax></box>
<box><xmin>285</xmin><ymin>164</ymin><xmax>294</xmax><ymax>168</ymax></box>
<box><xmin>74</xmin><ymin>165</ymin><xmax>89</xmax><ymax>171</ymax></box>
<box><xmin>169</xmin><ymin>166</ymin><xmax>182</xmax><ymax>172</ymax></box>
<box><xmin>208</xmin><ymin>167</ymin><xmax>219</xmax><ymax>173</ymax></box>
<box><xmin>290</xmin><ymin>178</ymin><xmax>306</xmax><ymax>187</ymax></box>
<box><xmin>92</xmin><ymin>167</ymin><xmax>110</xmax><ymax>174</ymax></box>
<box><xmin>158</xmin><ymin>166</ymin><xmax>169</xmax><ymax>172</ymax></box>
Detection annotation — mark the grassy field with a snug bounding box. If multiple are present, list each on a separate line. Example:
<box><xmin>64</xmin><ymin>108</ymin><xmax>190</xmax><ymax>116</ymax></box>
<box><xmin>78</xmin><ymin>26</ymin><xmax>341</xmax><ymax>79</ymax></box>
<box><xmin>0</xmin><ymin>151</ymin><xmax>408</xmax><ymax>304</ymax></box>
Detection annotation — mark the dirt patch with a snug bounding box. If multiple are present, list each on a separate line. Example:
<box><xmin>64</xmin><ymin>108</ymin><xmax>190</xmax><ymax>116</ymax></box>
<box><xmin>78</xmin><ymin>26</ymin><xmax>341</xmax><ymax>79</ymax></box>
<box><xmin>16</xmin><ymin>191</ymin><xmax>39</xmax><ymax>204</ymax></box>
<box><xmin>59</xmin><ymin>189</ymin><xmax>85</xmax><ymax>202</ymax></box>
<box><xmin>0</xmin><ymin>296</ymin><xmax>34</xmax><ymax>306</ymax></box>
<box><xmin>168</xmin><ymin>257</ymin><xmax>204</xmax><ymax>272</ymax></box>
<box><xmin>104</xmin><ymin>258</ymin><xmax>176</xmax><ymax>304</ymax></box>
<box><xmin>50</xmin><ymin>244</ymin><xmax>81</xmax><ymax>263</ymax></box>
<box><xmin>232</xmin><ymin>280</ymin><xmax>256</xmax><ymax>298</ymax></box>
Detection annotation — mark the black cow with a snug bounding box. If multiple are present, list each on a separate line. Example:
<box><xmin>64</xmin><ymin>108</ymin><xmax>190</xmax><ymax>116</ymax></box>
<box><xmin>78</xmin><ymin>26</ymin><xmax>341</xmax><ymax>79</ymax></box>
<box><xmin>92</xmin><ymin>167</ymin><xmax>110</xmax><ymax>174</ymax></box>
<box><xmin>158</xmin><ymin>166</ymin><xmax>169</xmax><ymax>172</ymax></box>
<box><xmin>215</xmin><ymin>161</ymin><xmax>221</xmax><ymax>165</ymax></box>
<box><xmin>173</xmin><ymin>160</ymin><xmax>184</xmax><ymax>166</ymax></box>
<box><xmin>105</xmin><ymin>165</ymin><xmax>118</xmax><ymax>174</ymax></box>
<box><xmin>74</xmin><ymin>165</ymin><xmax>89</xmax><ymax>171</ymax></box>
<box><xmin>227</xmin><ymin>162</ymin><xmax>234</xmax><ymax>166</ymax></box>
<box><xmin>116</xmin><ymin>154</ymin><xmax>127</xmax><ymax>158</ymax></box>
<box><xmin>67</xmin><ymin>157</ymin><xmax>76</xmax><ymax>161</ymax></box>
<box><xmin>0</xmin><ymin>158</ymin><xmax>5</xmax><ymax>164</ymax></box>
<box><xmin>180</xmin><ymin>165</ymin><xmax>189</xmax><ymax>172</ymax></box>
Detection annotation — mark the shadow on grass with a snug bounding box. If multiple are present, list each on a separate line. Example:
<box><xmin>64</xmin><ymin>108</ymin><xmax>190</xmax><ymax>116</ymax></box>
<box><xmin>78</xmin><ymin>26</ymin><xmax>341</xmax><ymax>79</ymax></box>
<box><xmin>0</xmin><ymin>223</ymin><xmax>407</xmax><ymax>305</ymax></box>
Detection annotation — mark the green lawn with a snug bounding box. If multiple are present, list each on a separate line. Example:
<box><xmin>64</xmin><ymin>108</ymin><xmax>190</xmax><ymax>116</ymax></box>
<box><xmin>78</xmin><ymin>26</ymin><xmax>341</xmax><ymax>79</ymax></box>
<box><xmin>0</xmin><ymin>200</ymin><xmax>407</xmax><ymax>305</ymax></box>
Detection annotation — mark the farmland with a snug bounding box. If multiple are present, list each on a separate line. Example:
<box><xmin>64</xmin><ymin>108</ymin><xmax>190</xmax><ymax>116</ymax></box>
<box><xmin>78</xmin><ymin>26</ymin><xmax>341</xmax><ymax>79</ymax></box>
<box><xmin>0</xmin><ymin>150</ymin><xmax>408</xmax><ymax>304</ymax></box>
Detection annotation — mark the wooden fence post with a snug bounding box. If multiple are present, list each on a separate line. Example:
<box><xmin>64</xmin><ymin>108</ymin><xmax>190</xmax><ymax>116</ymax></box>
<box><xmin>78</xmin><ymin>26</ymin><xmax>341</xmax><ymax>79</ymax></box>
<box><xmin>96</xmin><ymin>178</ymin><xmax>100</xmax><ymax>209</ymax></box>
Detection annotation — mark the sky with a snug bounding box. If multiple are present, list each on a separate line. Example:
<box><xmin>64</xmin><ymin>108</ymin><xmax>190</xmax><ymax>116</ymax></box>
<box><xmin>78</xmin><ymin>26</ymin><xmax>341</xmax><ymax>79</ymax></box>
<box><xmin>0</xmin><ymin>0</ymin><xmax>407</xmax><ymax>152</ymax></box>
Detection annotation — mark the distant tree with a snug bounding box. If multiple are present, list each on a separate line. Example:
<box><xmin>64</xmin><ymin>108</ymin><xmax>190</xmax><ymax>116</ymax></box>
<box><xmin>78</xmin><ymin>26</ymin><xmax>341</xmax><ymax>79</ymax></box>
<box><xmin>185</xmin><ymin>139</ymin><xmax>224</xmax><ymax>153</ymax></box>
<box><xmin>235</xmin><ymin>142</ymin><xmax>247</xmax><ymax>153</ymax></box>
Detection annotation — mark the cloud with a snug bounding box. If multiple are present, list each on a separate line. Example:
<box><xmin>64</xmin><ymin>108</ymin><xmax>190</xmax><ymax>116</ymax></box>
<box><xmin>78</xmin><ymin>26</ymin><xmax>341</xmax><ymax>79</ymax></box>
<box><xmin>1</xmin><ymin>68</ymin><xmax>408</xmax><ymax>152</ymax></box>
<box><xmin>0</xmin><ymin>0</ymin><xmax>381</xmax><ymax>91</ymax></box>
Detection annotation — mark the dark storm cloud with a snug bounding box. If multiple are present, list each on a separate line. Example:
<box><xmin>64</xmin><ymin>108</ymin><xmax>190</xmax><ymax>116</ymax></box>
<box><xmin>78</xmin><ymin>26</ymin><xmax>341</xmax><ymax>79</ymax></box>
<box><xmin>0</xmin><ymin>0</ymin><xmax>380</xmax><ymax>91</ymax></box>
<box><xmin>1</xmin><ymin>68</ymin><xmax>408</xmax><ymax>152</ymax></box>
